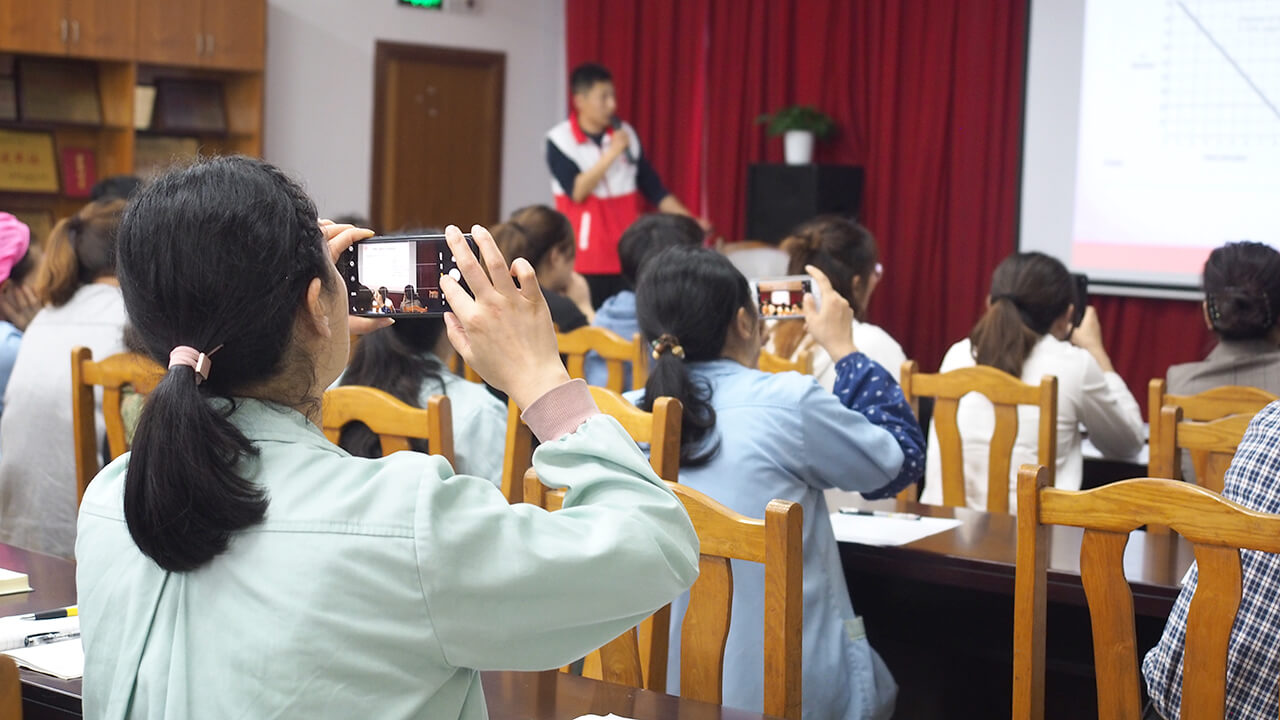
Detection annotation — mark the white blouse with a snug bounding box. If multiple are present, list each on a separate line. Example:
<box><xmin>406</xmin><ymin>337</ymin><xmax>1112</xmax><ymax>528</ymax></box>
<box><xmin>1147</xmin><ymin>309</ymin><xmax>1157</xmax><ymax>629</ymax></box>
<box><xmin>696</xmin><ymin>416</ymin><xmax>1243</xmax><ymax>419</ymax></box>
<box><xmin>920</xmin><ymin>335</ymin><xmax>1144</xmax><ymax>512</ymax></box>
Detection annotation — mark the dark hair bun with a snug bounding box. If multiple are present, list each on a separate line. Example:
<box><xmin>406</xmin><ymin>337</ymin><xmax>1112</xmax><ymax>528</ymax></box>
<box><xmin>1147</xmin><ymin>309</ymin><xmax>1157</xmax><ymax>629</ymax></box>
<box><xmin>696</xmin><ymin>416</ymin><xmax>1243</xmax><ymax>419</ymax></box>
<box><xmin>1203</xmin><ymin>242</ymin><xmax>1280</xmax><ymax>341</ymax></box>
<box><xmin>1209</xmin><ymin>286</ymin><xmax>1274</xmax><ymax>338</ymax></box>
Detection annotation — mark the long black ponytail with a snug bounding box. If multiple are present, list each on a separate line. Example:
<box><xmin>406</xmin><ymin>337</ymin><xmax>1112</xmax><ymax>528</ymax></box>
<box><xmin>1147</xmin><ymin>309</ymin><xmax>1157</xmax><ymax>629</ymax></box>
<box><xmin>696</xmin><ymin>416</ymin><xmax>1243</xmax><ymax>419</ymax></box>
<box><xmin>635</xmin><ymin>246</ymin><xmax>754</xmax><ymax>467</ymax></box>
<box><xmin>116</xmin><ymin>156</ymin><xmax>333</xmax><ymax>572</ymax></box>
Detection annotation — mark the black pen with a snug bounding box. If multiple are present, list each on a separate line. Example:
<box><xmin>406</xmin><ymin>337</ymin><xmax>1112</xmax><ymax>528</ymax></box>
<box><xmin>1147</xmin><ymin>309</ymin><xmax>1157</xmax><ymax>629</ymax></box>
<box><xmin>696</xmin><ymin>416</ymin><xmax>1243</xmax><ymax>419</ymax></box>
<box><xmin>837</xmin><ymin>507</ymin><xmax>922</xmax><ymax>521</ymax></box>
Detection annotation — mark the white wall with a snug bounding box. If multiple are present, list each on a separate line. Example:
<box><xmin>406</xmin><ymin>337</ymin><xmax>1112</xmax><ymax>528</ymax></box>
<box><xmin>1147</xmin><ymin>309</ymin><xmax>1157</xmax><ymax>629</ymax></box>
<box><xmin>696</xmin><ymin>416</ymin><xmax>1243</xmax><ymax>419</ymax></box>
<box><xmin>263</xmin><ymin>0</ymin><xmax>566</xmax><ymax>221</ymax></box>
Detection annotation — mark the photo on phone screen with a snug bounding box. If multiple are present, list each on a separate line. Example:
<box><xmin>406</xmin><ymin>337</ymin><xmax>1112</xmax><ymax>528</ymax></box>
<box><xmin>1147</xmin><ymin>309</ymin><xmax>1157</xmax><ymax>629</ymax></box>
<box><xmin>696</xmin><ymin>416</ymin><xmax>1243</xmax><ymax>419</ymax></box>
<box><xmin>749</xmin><ymin>276</ymin><xmax>816</xmax><ymax>320</ymax></box>
<box><xmin>337</xmin><ymin>234</ymin><xmax>477</xmax><ymax>317</ymax></box>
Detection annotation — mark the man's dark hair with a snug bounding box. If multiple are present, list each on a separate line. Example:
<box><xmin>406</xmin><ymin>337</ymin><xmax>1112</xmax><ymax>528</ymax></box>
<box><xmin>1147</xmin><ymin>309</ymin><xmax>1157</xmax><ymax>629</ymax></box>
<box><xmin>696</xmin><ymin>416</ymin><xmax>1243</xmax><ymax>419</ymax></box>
<box><xmin>571</xmin><ymin>63</ymin><xmax>612</xmax><ymax>95</ymax></box>
<box><xmin>90</xmin><ymin>175</ymin><xmax>143</xmax><ymax>203</ymax></box>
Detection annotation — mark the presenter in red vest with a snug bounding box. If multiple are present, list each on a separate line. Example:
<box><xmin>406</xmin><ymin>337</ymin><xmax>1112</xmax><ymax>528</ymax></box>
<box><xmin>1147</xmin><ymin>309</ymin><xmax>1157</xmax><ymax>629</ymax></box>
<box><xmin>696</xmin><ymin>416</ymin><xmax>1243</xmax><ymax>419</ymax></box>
<box><xmin>546</xmin><ymin>62</ymin><xmax>708</xmax><ymax>307</ymax></box>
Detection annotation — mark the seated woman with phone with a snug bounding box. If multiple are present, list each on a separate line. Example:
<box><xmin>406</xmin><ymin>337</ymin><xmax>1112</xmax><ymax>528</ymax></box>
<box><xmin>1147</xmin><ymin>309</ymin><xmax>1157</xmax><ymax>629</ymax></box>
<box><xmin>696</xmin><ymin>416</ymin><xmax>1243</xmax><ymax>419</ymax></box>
<box><xmin>626</xmin><ymin>245</ymin><xmax>924</xmax><ymax>720</ymax></box>
<box><xmin>921</xmin><ymin>251</ymin><xmax>1143</xmax><ymax>511</ymax></box>
<box><xmin>75</xmin><ymin>156</ymin><xmax>700</xmax><ymax>720</ymax></box>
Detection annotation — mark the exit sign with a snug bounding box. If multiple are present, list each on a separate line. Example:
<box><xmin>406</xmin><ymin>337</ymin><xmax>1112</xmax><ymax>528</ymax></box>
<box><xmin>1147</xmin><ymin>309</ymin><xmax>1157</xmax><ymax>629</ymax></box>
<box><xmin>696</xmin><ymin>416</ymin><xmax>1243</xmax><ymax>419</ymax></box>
<box><xmin>399</xmin><ymin>0</ymin><xmax>442</xmax><ymax>8</ymax></box>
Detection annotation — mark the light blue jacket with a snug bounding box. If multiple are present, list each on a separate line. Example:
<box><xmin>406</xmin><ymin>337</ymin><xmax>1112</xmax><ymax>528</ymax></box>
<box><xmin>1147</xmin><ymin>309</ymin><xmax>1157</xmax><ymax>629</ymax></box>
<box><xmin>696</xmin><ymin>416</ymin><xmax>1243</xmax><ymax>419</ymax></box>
<box><xmin>629</xmin><ymin>354</ymin><xmax>924</xmax><ymax>720</ymax></box>
<box><xmin>0</xmin><ymin>320</ymin><xmax>20</xmax><ymax>417</ymax></box>
<box><xmin>584</xmin><ymin>290</ymin><xmax>640</xmax><ymax>389</ymax></box>
<box><xmin>76</xmin><ymin>397</ymin><xmax>700</xmax><ymax>720</ymax></box>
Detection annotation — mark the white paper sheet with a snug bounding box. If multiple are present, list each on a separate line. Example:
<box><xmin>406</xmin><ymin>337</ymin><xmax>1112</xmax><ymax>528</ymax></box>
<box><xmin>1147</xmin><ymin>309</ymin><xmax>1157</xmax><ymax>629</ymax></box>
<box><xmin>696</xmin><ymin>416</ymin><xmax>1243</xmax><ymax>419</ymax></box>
<box><xmin>829</xmin><ymin>512</ymin><xmax>963</xmax><ymax>547</ymax></box>
<box><xmin>3</xmin><ymin>637</ymin><xmax>84</xmax><ymax>680</ymax></box>
<box><xmin>573</xmin><ymin>715</ymin><xmax>637</xmax><ymax>720</ymax></box>
<box><xmin>0</xmin><ymin>615</ymin><xmax>79</xmax><ymax>652</ymax></box>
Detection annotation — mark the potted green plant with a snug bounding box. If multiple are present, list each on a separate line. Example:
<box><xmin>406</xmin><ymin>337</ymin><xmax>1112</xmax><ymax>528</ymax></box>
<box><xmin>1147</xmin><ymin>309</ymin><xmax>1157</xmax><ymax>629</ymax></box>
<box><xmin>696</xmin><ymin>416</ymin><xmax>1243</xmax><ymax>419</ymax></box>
<box><xmin>757</xmin><ymin>105</ymin><xmax>835</xmax><ymax>165</ymax></box>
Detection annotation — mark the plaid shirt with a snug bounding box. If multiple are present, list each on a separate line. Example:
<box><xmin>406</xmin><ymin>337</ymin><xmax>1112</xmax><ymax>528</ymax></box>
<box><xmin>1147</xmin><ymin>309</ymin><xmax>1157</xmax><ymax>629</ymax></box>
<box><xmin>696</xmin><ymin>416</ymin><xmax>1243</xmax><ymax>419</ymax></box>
<box><xmin>1142</xmin><ymin>400</ymin><xmax>1280</xmax><ymax>719</ymax></box>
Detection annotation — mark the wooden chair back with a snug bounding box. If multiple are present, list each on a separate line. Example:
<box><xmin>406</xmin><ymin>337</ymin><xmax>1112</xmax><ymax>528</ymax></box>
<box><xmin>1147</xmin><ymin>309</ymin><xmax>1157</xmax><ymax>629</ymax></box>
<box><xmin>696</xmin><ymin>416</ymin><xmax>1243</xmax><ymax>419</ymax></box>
<box><xmin>557</xmin><ymin>326</ymin><xmax>649</xmax><ymax>393</ymax></box>
<box><xmin>525</xmin><ymin>472</ymin><xmax>804</xmax><ymax>720</ymax></box>
<box><xmin>321</xmin><ymin>386</ymin><xmax>454</xmax><ymax>464</ymax></box>
<box><xmin>1147</xmin><ymin>379</ymin><xmax>1275</xmax><ymax>494</ymax></box>
<box><xmin>447</xmin><ymin>354</ymin><xmax>484</xmax><ymax>383</ymax></box>
<box><xmin>1014</xmin><ymin>464</ymin><xmax>1280</xmax><ymax>720</ymax></box>
<box><xmin>900</xmin><ymin>360</ymin><xmax>1057</xmax><ymax>513</ymax></box>
<box><xmin>71</xmin><ymin>347</ymin><xmax>165</xmax><ymax>505</ymax></box>
<box><xmin>0</xmin><ymin>655</ymin><xmax>19</xmax><ymax>720</ymax></box>
<box><xmin>758</xmin><ymin>349</ymin><xmax>813</xmax><ymax>375</ymax></box>
<box><xmin>500</xmin><ymin>398</ymin><xmax>534</xmax><ymax>504</ymax></box>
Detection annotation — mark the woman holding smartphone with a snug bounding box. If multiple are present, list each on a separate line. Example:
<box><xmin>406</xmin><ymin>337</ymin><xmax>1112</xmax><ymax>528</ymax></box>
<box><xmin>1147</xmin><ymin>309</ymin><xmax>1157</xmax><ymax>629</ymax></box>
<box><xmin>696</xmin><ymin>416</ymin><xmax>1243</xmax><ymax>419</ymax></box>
<box><xmin>75</xmin><ymin>156</ymin><xmax>699</xmax><ymax>720</ymax></box>
<box><xmin>627</xmin><ymin>246</ymin><xmax>924</xmax><ymax>720</ymax></box>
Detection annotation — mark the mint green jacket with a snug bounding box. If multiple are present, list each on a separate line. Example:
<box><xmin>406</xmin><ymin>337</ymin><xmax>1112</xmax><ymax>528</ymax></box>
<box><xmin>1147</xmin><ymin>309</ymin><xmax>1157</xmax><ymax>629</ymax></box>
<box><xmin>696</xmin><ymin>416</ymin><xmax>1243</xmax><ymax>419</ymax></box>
<box><xmin>76</xmin><ymin>398</ymin><xmax>699</xmax><ymax>720</ymax></box>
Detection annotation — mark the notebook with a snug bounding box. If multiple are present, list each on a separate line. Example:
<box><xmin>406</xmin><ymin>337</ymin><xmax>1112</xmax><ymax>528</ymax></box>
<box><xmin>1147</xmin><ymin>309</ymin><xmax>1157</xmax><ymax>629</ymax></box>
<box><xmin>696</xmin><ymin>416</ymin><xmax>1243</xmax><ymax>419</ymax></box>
<box><xmin>0</xmin><ymin>567</ymin><xmax>31</xmax><ymax>596</ymax></box>
<box><xmin>3</xmin><ymin>637</ymin><xmax>84</xmax><ymax>680</ymax></box>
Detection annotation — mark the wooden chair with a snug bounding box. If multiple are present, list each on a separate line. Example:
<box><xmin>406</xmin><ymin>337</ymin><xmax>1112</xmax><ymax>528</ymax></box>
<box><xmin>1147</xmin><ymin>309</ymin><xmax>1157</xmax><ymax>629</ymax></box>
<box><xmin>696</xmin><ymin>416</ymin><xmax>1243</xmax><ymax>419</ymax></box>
<box><xmin>0</xmin><ymin>655</ymin><xmax>19</xmax><ymax>720</ymax></box>
<box><xmin>1013</xmin><ymin>464</ymin><xmax>1280</xmax><ymax>720</ymax></box>
<box><xmin>500</xmin><ymin>398</ymin><xmax>534</xmax><ymax>504</ymax></box>
<box><xmin>320</xmin><ymin>386</ymin><xmax>454</xmax><ymax>464</ymax></box>
<box><xmin>900</xmin><ymin>360</ymin><xmax>1057</xmax><ymax>513</ymax></box>
<box><xmin>447</xmin><ymin>354</ymin><xmax>483</xmax><ymax>383</ymax></box>
<box><xmin>1147</xmin><ymin>380</ymin><xmax>1276</xmax><ymax>493</ymax></box>
<box><xmin>556</xmin><ymin>326</ymin><xmax>649</xmax><ymax>393</ymax></box>
<box><xmin>758</xmin><ymin>348</ymin><xmax>813</xmax><ymax>375</ymax></box>
<box><xmin>71</xmin><ymin>347</ymin><xmax>165</xmax><ymax>506</ymax></box>
<box><xmin>525</xmin><ymin>472</ymin><xmax>804</xmax><ymax>720</ymax></box>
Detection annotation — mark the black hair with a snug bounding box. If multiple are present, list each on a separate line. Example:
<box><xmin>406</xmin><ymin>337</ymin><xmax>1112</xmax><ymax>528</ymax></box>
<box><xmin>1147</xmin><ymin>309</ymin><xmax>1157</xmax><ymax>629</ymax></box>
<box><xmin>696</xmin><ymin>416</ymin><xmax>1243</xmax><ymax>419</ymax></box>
<box><xmin>117</xmin><ymin>155</ymin><xmax>333</xmax><ymax>572</ymax></box>
<box><xmin>571</xmin><ymin>62</ymin><xmax>613</xmax><ymax>95</ymax></box>
<box><xmin>618</xmin><ymin>213</ymin><xmax>704</xmax><ymax>287</ymax></box>
<box><xmin>635</xmin><ymin>246</ymin><xmax>754</xmax><ymax>467</ymax></box>
<box><xmin>781</xmin><ymin>215</ymin><xmax>879</xmax><ymax>318</ymax></box>
<box><xmin>1202</xmin><ymin>241</ymin><xmax>1280</xmax><ymax>341</ymax></box>
<box><xmin>89</xmin><ymin>175</ymin><xmax>142</xmax><ymax>203</ymax></box>
<box><xmin>339</xmin><ymin>319</ymin><xmax>449</xmax><ymax>458</ymax></box>
<box><xmin>969</xmin><ymin>252</ymin><xmax>1074</xmax><ymax>377</ymax></box>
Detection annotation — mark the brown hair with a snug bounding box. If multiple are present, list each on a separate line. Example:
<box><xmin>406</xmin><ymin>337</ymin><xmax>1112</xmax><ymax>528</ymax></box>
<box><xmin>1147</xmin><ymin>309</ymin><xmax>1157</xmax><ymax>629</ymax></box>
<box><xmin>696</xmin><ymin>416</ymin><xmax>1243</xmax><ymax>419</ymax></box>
<box><xmin>780</xmin><ymin>215</ymin><xmax>878</xmax><ymax>318</ymax></box>
<box><xmin>969</xmin><ymin>252</ymin><xmax>1073</xmax><ymax>377</ymax></box>
<box><xmin>491</xmin><ymin>205</ymin><xmax>574</xmax><ymax>270</ymax></box>
<box><xmin>34</xmin><ymin>199</ymin><xmax>126</xmax><ymax>307</ymax></box>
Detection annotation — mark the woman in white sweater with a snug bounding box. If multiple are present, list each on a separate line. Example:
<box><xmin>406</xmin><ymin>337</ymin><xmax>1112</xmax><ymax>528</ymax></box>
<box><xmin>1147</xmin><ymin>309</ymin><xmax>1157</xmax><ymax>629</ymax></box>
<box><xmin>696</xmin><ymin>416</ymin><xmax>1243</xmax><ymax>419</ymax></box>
<box><xmin>920</xmin><ymin>252</ymin><xmax>1143</xmax><ymax>512</ymax></box>
<box><xmin>771</xmin><ymin>216</ymin><xmax>906</xmax><ymax>387</ymax></box>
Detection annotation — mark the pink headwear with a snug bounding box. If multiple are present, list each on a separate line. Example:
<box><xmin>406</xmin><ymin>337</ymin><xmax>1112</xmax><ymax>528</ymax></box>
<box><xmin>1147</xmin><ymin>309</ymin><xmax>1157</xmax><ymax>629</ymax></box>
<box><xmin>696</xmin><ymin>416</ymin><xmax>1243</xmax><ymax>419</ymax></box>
<box><xmin>0</xmin><ymin>213</ymin><xmax>31</xmax><ymax>285</ymax></box>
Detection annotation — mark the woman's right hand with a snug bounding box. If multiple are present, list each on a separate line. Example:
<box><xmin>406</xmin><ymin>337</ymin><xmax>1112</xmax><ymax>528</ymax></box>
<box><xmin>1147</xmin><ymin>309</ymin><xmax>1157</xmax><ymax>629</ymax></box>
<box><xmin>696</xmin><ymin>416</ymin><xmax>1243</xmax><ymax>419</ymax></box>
<box><xmin>802</xmin><ymin>264</ymin><xmax>858</xmax><ymax>361</ymax></box>
<box><xmin>1069</xmin><ymin>306</ymin><xmax>1116</xmax><ymax>373</ymax></box>
<box><xmin>439</xmin><ymin>224</ymin><xmax>571</xmax><ymax>410</ymax></box>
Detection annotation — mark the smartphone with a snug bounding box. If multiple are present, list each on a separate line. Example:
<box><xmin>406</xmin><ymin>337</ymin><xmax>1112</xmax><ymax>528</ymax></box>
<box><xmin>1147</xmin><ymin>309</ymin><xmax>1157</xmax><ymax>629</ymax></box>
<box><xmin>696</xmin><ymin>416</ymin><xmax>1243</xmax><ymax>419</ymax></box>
<box><xmin>1071</xmin><ymin>273</ymin><xmax>1089</xmax><ymax>328</ymax></box>
<box><xmin>337</xmin><ymin>234</ymin><xmax>478</xmax><ymax>317</ymax></box>
<box><xmin>748</xmin><ymin>275</ymin><xmax>821</xmax><ymax>320</ymax></box>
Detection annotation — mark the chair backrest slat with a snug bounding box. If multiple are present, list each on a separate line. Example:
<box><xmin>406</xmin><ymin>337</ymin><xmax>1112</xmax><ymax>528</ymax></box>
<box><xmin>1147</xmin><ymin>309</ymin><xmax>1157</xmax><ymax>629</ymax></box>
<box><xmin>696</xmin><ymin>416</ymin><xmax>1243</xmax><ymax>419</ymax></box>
<box><xmin>680</xmin><ymin>554</ymin><xmax>733</xmax><ymax>706</ymax></box>
<box><xmin>1152</xmin><ymin>406</ymin><xmax>1256</xmax><ymax>494</ymax></box>
<box><xmin>1078</xmin><ymin>529</ymin><xmax>1141</xmax><ymax>720</ymax></box>
<box><xmin>557</xmin><ymin>326</ymin><xmax>647</xmax><ymax>393</ymax></box>
<box><xmin>500</xmin><ymin>399</ymin><xmax>533</xmax><ymax>504</ymax></box>
<box><xmin>902</xmin><ymin>361</ymin><xmax>1057</xmax><ymax>512</ymax></box>
<box><xmin>320</xmin><ymin>386</ymin><xmax>454</xmax><ymax>466</ymax></box>
<box><xmin>758</xmin><ymin>349</ymin><xmax>812</xmax><ymax>375</ymax></box>
<box><xmin>1014</xmin><ymin>466</ymin><xmax>1280</xmax><ymax>720</ymax></box>
<box><xmin>72</xmin><ymin>347</ymin><xmax>166</xmax><ymax>505</ymax></box>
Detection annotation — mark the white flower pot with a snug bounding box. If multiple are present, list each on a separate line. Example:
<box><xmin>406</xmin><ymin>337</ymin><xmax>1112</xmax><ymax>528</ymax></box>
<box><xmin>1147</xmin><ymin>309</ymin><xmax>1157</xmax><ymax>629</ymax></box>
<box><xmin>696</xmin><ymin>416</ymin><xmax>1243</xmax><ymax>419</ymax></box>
<box><xmin>784</xmin><ymin>130</ymin><xmax>814</xmax><ymax>165</ymax></box>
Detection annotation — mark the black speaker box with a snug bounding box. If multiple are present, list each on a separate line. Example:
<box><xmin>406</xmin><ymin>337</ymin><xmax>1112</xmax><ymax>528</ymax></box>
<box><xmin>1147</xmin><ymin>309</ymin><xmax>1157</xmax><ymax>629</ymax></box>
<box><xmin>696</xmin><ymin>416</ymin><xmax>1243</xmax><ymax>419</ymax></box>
<box><xmin>745</xmin><ymin>164</ymin><xmax>865</xmax><ymax>244</ymax></box>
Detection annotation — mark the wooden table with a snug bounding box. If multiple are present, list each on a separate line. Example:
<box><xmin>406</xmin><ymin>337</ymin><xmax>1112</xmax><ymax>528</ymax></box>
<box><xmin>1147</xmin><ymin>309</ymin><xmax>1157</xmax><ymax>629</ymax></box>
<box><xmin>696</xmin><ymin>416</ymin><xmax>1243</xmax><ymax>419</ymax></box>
<box><xmin>3</xmin><ymin>543</ymin><xmax>776</xmax><ymax>720</ymax></box>
<box><xmin>829</xmin><ymin>491</ymin><xmax>1192</xmax><ymax>720</ymax></box>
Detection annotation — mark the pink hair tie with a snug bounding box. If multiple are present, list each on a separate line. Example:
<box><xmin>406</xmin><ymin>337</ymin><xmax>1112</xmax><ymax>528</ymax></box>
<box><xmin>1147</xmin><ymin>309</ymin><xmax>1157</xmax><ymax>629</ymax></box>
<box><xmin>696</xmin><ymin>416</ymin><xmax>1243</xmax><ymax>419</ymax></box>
<box><xmin>168</xmin><ymin>344</ymin><xmax>223</xmax><ymax>385</ymax></box>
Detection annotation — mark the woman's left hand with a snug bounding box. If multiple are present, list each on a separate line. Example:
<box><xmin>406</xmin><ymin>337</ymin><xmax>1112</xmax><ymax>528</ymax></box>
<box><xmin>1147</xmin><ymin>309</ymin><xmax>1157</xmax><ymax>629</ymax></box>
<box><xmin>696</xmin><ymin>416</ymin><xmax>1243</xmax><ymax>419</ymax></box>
<box><xmin>319</xmin><ymin>220</ymin><xmax>393</xmax><ymax>335</ymax></box>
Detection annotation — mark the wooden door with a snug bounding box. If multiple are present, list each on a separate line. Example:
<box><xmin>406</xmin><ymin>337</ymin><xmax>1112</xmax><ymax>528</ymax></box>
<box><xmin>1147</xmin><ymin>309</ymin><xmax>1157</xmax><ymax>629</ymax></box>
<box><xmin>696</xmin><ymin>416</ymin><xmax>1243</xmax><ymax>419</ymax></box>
<box><xmin>66</xmin><ymin>0</ymin><xmax>136</xmax><ymax>60</ymax></box>
<box><xmin>370</xmin><ymin>42</ymin><xmax>504</xmax><ymax>232</ymax></box>
<box><xmin>0</xmin><ymin>0</ymin><xmax>68</xmax><ymax>56</ymax></box>
<box><xmin>134</xmin><ymin>0</ymin><xmax>201</xmax><ymax>67</ymax></box>
<box><xmin>202</xmin><ymin>0</ymin><xmax>265</xmax><ymax>71</ymax></box>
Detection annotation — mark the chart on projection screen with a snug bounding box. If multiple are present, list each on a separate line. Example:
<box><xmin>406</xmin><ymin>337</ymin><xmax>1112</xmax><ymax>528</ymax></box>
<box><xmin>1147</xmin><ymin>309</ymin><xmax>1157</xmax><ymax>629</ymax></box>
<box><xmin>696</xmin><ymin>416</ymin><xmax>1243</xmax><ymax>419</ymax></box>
<box><xmin>1071</xmin><ymin>0</ymin><xmax>1280</xmax><ymax>286</ymax></box>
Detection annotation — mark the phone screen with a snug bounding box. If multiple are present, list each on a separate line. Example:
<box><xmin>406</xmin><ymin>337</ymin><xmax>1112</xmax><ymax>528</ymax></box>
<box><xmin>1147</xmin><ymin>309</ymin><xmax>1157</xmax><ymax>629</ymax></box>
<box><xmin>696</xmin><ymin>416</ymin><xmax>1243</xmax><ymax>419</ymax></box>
<box><xmin>338</xmin><ymin>234</ymin><xmax>475</xmax><ymax>317</ymax></box>
<box><xmin>752</xmin><ymin>277</ymin><xmax>812</xmax><ymax>320</ymax></box>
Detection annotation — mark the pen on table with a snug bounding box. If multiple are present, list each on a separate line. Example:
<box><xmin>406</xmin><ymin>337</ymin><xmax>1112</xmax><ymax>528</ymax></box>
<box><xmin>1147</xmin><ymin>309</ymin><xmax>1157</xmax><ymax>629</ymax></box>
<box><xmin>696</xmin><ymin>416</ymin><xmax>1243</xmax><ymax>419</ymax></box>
<box><xmin>23</xmin><ymin>630</ymin><xmax>81</xmax><ymax>647</ymax></box>
<box><xmin>837</xmin><ymin>507</ymin><xmax>922</xmax><ymax>521</ymax></box>
<box><xmin>19</xmin><ymin>606</ymin><xmax>77</xmax><ymax>621</ymax></box>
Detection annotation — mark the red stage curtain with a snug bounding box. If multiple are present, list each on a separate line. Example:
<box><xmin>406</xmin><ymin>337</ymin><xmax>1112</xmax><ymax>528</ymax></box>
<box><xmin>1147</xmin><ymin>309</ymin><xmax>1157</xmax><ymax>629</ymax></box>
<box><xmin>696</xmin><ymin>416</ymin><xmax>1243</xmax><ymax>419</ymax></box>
<box><xmin>565</xmin><ymin>0</ymin><xmax>1216</xmax><ymax>410</ymax></box>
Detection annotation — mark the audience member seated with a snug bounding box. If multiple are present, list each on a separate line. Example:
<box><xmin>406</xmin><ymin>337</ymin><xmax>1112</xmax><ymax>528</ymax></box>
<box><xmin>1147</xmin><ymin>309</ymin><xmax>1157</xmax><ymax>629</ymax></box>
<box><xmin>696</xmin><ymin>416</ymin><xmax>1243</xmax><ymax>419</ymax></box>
<box><xmin>626</xmin><ymin>246</ymin><xmax>923</xmax><ymax>720</ymax></box>
<box><xmin>493</xmin><ymin>205</ymin><xmax>592</xmax><ymax>332</ymax></box>
<box><xmin>773</xmin><ymin>215</ymin><xmax>907</xmax><ymax>386</ymax></box>
<box><xmin>0</xmin><ymin>199</ymin><xmax>127</xmax><ymax>558</ymax></box>
<box><xmin>584</xmin><ymin>212</ymin><xmax>702</xmax><ymax>387</ymax></box>
<box><xmin>921</xmin><ymin>251</ymin><xmax>1143</xmax><ymax>511</ymax></box>
<box><xmin>1167</xmin><ymin>241</ymin><xmax>1280</xmax><ymax>397</ymax></box>
<box><xmin>1142</xmin><ymin>400</ymin><xmax>1280</xmax><ymax>719</ymax></box>
<box><xmin>339</xmin><ymin>317</ymin><xmax>507</xmax><ymax>484</ymax></box>
<box><xmin>75</xmin><ymin>157</ymin><xmax>699</xmax><ymax>719</ymax></box>
<box><xmin>0</xmin><ymin>213</ymin><xmax>41</xmax><ymax>417</ymax></box>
